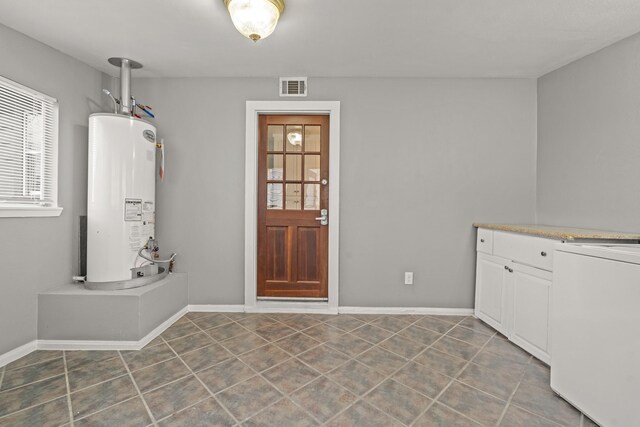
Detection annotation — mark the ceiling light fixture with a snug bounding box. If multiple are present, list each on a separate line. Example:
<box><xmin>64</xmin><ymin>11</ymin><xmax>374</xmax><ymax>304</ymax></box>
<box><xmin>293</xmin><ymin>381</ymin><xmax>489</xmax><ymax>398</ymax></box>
<box><xmin>223</xmin><ymin>0</ymin><xmax>285</xmax><ymax>42</ymax></box>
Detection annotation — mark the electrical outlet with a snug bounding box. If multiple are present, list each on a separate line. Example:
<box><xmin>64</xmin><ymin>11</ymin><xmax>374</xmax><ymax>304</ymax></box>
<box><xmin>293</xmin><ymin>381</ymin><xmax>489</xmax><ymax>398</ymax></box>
<box><xmin>404</xmin><ymin>272</ymin><xmax>414</xmax><ymax>285</ymax></box>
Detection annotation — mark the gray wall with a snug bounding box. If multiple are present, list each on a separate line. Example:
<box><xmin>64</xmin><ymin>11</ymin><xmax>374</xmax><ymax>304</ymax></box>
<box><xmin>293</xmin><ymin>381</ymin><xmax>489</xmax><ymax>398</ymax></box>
<box><xmin>134</xmin><ymin>77</ymin><xmax>537</xmax><ymax>308</ymax></box>
<box><xmin>537</xmin><ymin>32</ymin><xmax>640</xmax><ymax>232</ymax></box>
<box><xmin>0</xmin><ymin>24</ymin><xmax>104</xmax><ymax>354</ymax></box>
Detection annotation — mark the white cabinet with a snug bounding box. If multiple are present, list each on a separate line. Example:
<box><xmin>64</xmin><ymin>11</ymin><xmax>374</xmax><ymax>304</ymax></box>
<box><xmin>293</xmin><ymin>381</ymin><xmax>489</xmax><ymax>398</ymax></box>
<box><xmin>475</xmin><ymin>229</ymin><xmax>554</xmax><ymax>364</ymax></box>
<box><xmin>510</xmin><ymin>263</ymin><xmax>552</xmax><ymax>362</ymax></box>
<box><xmin>475</xmin><ymin>253</ymin><xmax>510</xmax><ymax>334</ymax></box>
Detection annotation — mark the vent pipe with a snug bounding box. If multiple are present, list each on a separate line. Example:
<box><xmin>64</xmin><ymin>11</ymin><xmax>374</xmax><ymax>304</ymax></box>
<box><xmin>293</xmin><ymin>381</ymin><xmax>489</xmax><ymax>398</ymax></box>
<box><xmin>108</xmin><ymin>57</ymin><xmax>143</xmax><ymax>116</ymax></box>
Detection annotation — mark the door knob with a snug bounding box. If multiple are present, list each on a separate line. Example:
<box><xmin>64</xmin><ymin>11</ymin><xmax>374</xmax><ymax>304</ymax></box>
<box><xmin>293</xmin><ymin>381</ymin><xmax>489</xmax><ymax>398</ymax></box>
<box><xmin>541</xmin><ymin>251</ymin><xmax>547</xmax><ymax>257</ymax></box>
<box><xmin>315</xmin><ymin>209</ymin><xmax>328</xmax><ymax>226</ymax></box>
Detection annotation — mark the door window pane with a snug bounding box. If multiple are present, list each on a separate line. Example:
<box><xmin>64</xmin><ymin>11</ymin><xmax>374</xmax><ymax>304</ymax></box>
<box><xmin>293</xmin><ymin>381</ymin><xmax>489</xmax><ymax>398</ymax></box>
<box><xmin>286</xmin><ymin>154</ymin><xmax>302</xmax><ymax>181</ymax></box>
<box><xmin>286</xmin><ymin>184</ymin><xmax>301</xmax><ymax>210</ymax></box>
<box><xmin>304</xmin><ymin>155</ymin><xmax>320</xmax><ymax>181</ymax></box>
<box><xmin>304</xmin><ymin>184</ymin><xmax>320</xmax><ymax>210</ymax></box>
<box><xmin>267</xmin><ymin>183</ymin><xmax>283</xmax><ymax>209</ymax></box>
<box><xmin>286</xmin><ymin>125</ymin><xmax>303</xmax><ymax>152</ymax></box>
<box><xmin>267</xmin><ymin>154</ymin><xmax>283</xmax><ymax>180</ymax></box>
<box><xmin>305</xmin><ymin>126</ymin><xmax>321</xmax><ymax>152</ymax></box>
<box><xmin>268</xmin><ymin>125</ymin><xmax>284</xmax><ymax>151</ymax></box>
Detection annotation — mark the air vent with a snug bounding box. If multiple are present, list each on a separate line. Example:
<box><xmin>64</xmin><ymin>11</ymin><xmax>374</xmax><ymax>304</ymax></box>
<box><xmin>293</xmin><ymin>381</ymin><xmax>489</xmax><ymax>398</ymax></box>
<box><xmin>280</xmin><ymin>77</ymin><xmax>307</xmax><ymax>97</ymax></box>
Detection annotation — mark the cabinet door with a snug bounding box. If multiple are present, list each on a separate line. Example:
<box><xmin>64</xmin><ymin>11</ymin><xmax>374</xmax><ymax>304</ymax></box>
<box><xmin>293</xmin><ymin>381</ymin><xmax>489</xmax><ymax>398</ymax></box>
<box><xmin>475</xmin><ymin>253</ymin><xmax>509</xmax><ymax>334</ymax></box>
<box><xmin>511</xmin><ymin>264</ymin><xmax>552</xmax><ymax>364</ymax></box>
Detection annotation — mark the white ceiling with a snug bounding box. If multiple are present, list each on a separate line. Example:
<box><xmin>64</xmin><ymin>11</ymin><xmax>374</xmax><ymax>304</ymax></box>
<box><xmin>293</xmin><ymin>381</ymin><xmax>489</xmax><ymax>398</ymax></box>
<box><xmin>1</xmin><ymin>0</ymin><xmax>640</xmax><ymax>78</ymax></box>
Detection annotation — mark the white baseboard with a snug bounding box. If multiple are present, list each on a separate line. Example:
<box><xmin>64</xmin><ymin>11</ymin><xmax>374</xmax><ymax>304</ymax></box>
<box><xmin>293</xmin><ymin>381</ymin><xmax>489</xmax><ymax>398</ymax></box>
<box><xmin>0</xmin><ymin>340</ymin><xmax>38</xmax><ymax>368</ymax></box>
<box><xmin>37</xmin><ymin>306</ymin><xmax>188</xmax><ymax>352</ymax></box>
<box><xmin>339</xmin><ymin>306</ymin><xmax>474</xmax><ymax>316</ymax></box>
<box><xmin>188</xmin><ymin>304</ymin><xmax>245</xmax><ymax>313</ymax></box>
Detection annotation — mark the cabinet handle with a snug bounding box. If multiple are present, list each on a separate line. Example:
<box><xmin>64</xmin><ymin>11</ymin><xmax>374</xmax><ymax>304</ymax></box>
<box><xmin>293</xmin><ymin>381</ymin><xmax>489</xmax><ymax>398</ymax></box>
<box><xmin>508</xmin><ymin>268</ymin><xmax>513</xmax><ymax>273</ymax></box>
<box><xmin>541</xmin><ymin>251</ymin><xmax>547</xmax><ymax>257</ymax></box>
<box><xmin>480</xmin><ymin>239</ymin><xmax>485</xmax><ymax>243</ymax></box>
<box><xmin>504</xmin><ymin>265</ymin><xmax>509</xmax><ymax>270</ymax></box>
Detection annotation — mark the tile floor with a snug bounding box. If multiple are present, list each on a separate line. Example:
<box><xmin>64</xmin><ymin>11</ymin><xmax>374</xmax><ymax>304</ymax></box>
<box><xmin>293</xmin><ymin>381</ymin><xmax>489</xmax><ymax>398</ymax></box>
<box><xmin>0</xmin><ymin>313</ymin><xmax>598</xmax><ymax>426</ymax></box>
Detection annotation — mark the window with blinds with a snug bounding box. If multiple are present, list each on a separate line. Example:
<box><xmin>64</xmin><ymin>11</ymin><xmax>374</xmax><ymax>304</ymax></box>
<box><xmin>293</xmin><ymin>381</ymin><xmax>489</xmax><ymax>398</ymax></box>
<box><xmin>0</xmin><ymin>76</ymin><xmax>59</xmax><ymax>214</ymax></box>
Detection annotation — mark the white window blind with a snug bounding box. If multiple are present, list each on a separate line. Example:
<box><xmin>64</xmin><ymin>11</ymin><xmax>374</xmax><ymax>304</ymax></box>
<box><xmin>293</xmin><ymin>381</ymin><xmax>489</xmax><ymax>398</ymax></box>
<box><xmin>0</xmin><ymin>76</ymin><xmax>59</xmax><ymax>212</ymax></box>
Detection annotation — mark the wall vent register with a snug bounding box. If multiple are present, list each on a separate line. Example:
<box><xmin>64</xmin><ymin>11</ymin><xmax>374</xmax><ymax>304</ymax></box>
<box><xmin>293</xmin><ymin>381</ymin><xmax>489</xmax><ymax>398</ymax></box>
<box><xmin>280</xmin><ymin>77</ymin><xmax>308</xmax><ymax>97</ymax></box>
<box><xmin>0</xmin><ymin>75</ymin><xmax>61</xmax><ymax>217</ymax></box>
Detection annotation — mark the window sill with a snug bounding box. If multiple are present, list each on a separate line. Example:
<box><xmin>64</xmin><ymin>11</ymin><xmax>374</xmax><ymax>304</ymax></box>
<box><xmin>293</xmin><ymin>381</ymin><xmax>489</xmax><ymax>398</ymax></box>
<box><xmin>0</xmin><ymin>206</ymin><xmax>63</xmax><ymax>218</ymax></box>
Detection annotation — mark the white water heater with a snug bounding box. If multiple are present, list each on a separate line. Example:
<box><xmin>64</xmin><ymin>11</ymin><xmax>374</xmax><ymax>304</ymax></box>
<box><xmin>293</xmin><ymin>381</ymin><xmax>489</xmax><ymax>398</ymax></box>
<box><xmin>87</xmin><ymin>113</ymin><xmax>157</xmax><ymax>282</ymax></box>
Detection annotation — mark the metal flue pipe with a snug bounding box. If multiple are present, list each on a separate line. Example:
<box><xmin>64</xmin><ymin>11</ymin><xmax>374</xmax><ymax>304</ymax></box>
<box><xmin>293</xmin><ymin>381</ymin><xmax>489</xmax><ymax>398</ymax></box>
<box><xmin>107</xmin><ymin>57</ymin><xmax>143</xmax><ymax>116</ymax></box>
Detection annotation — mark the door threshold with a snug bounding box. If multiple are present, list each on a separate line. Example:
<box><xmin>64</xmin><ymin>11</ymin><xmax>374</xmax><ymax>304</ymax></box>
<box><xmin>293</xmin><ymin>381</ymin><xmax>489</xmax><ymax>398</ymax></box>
<box><xmin>257</xmin><ymin>297</ymin><xmax>329</xmax><ymax>302</ymax></box>
<box><xmin>248</xmin><ymin>299</ymin><xmax>337</xmax><ymax>314</ymax></box>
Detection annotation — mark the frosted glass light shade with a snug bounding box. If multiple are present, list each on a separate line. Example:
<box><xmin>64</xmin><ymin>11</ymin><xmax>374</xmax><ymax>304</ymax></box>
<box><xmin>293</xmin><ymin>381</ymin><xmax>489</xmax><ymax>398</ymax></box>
<box><xmin>225</xmin><ymin>0</ymin><xmax>284</xmax><ymax>42</ymax></box>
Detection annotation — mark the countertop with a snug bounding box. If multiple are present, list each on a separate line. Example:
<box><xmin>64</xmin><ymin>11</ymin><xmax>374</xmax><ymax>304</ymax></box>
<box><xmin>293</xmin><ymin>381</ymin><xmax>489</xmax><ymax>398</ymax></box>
<box><xmin>473</xmin><ymin>223</ymin><xmax>640</xmax><ymax>241</ymax></box>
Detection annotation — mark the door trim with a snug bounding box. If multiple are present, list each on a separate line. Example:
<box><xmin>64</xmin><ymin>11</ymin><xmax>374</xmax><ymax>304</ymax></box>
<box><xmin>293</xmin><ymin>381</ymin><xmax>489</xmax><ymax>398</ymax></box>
<box><xmin>245</xmin><ymin>101</ymin><xmax>341</xmax><ymax>313</ymax></box>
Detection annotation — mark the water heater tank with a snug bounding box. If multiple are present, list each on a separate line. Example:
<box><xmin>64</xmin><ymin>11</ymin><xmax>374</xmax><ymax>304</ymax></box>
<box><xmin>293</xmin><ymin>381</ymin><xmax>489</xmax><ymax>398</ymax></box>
<box><xmin>87</xmin><ymin>113</ymin><xmax>157</xmax><ymax>283</ymax></box>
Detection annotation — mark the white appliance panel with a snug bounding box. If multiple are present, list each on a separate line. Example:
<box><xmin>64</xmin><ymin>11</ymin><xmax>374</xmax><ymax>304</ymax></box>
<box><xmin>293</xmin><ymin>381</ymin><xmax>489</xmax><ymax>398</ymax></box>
<box><xmin>552</xmin><ymin>248</ymin><xmax>640</xmax><ymax>426</ymax></box>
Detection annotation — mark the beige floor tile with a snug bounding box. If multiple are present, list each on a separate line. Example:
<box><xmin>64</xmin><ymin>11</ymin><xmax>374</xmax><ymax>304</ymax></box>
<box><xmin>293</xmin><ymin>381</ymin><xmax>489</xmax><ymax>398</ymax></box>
<box><xmin>238</xmin><ymin>344</ymin><xmax>290</xmax><ymax>372</ymax></box>
<box><xmin>379</xmin><ymin>334</ymin><xmax>426</xmax><ymax>359</ymax></box>
<box><xmin>438</xmin><ymin>381</ymin><xmax>507</xmax><ymax>426</ymax></box>
<box><xmin>196</xmin><ymin>358</ymin><xmax>255</xmax><ymax>394</ymax></box>
<box><xmin>180</xmin><ymin>343</ymin><xmax>233</xmax><ymax>373</ymax></box>
<box><xmin>432</xmin><ymin>336</ymin><xmax>480</xmax><ymax>361</ymax></box>
<box><xmin>297</xmin><ymin>345</ymin><xmax>350</xmax><ymax>374</ymax></box>
<box><xmin>131</xmin><ymin>357</ymin><xmax>190</xmax><ymax>393</ymax></box>
<box><xmin>511</xmin><ymin>382</ymin><xmax>581</xmax><ymax>426</ymax></box>
<box><xmin>217</xmin><ymin>376</ymin><xmax>282</xmax><ymax>421</ymax></box>
<box><xmin>291</xmin><ymin>377</ymin><xmax>356</xmax><ymax>423</ymax></box>
<box><xmin>356</xmin><ymin>346</ymin><xmax>407</xmax><ymax>376</ymax></box>
<box><xmin>327</xmin><ymin>360</ymin><xmax>386</xmax><ymax>396</ymax></box>
<box><xmin>365</xmin><ymin>379</ymin><xmax>432</xmax><ymax>425</ymax></box>
<box><xmin>143</xmin><ymin>375</ymin><xmax>210</xmax><ymax>420</ymax></box>
<box><xmin>414</xmin><ymin>402</ymin><xmax>481</xmax><ymax>427</ymax></box>
<box><xmin>350</xmin><ymin>324</ymin><xmax>393</xmax><ymax>344</ymax></box>
<box><xmin>243</xmin><ymin>398</ymin><xmax>319</xmax><ymax>427</ymax></box>
<box><xmin>393</xmin><ymin>361</ymin><xmax>451</xmax><ymax>398</ymax></box>
<box><xmin>327</xmin><ymin>400</ymin><xmax>401</xmax><ymax>427</ymax></box>
<box><xmin>158</xmin><ymin>397</ymin><xmax>235</xmax><ymax>426</ymax></box>
<box><xmin>71</xmin><ymin>374</ymin><xmax>137</xmax><ymax>420</ymax></box>
<box><xmin>262</xmin><ymin>358</ymin><xmax>320</xmax><ymax>394</ymax></box>
<box><xmin>275</xmin><ymin>332</ymin><xmax>321</xmax><ymax>355</ymax></box>
<box><xmin>74</xmin><ymin>397</ymin><xmax>151</xmax><ymax>426</ymax></box>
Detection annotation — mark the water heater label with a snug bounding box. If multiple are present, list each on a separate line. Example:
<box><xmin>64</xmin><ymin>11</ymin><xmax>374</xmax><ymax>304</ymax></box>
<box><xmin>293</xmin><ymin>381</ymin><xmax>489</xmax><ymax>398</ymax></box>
<box><xmin>143</xmin><ymin>130</ymin><xmax>156</xmax><ymax>143</ymax></box>
<box><xmin>124</xmin><ymin>199</ymin><xmax>143</xmax><ymax>221</ymax></box>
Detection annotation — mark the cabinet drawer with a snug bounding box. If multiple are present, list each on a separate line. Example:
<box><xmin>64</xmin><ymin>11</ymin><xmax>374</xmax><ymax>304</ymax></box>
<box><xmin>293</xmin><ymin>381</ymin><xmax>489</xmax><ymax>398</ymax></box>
<box><xmin>476</xmin><ymin>229</ymin><xmax>494</xmax><ymax>254</ymax></box>
<box><xmin>493</xmin><ymin>231</ymin><xmax>556</xmax><ymax>271</ymax></box>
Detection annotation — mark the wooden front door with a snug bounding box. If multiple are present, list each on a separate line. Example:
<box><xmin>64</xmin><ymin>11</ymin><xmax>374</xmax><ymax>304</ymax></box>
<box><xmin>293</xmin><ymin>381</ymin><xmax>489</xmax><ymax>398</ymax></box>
<box><xmin>257</xmin><ymin>115</ymin><xmax>329</xmax><ymax>298</ymax></box>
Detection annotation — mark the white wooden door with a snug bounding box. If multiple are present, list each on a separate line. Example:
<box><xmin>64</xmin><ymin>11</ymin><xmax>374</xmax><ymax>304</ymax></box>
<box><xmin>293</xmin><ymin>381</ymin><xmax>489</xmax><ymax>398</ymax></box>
<box><xmin>475</xmin><ymin>253</ymin><xmax>510</xmax><ymax>334</ymax></box>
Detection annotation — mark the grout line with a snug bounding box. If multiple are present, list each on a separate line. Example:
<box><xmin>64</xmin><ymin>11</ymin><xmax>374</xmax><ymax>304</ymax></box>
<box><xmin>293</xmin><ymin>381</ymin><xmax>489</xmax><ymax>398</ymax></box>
<box><xmin>72</xmin><ymin>395</ymin><xmax>147</xmax><ymax>424</ymax></box>
<box><xmin>187</xmin><ymin>313</ymin><xmax>342</xmax><ymax>425</ymax></box>
<box><xmin>232</xmin><ymin>356</ymin><xmax>325</xmax><ymax>425</ymax></box>
<box><xmin>3</xmin><ymin>312</ymin><xmax>577</xmax><ymax>426</ymax></box>
<box><xmin>62</xmin><ymin>351</ymin><xmax>74</xmax><ymax>427</ymax></box>
<box><xmin>151</xmin><ymin>395</ymin><xmax>215</xmax><ymax>425</ymax></box>
<box><xmin>173</xmin><ymin>317</ymin><xmax>245</xmax><ymax>425</ymax></box>
<box><xmin>0</xmin><ymin>378</ymin><xmax>68</xmax><ymax>421</ymax></box>
<box><xmin>319</xmin><ymin>317</ymin><xmax>463</xmax><ymax>425</ymax></box>
<box><xmin>2</xmin><ymin>354</ymin><xmax>63</xmax><ymax>373</ymax></box>
<box><xmin>405</xmin><ymin>320</ymin><xmax>497</xmax><ymax>426</ymax></box>
<box><xmin>117</xmin><ymin>351</ymin><xmax>159</xmax><ymax>426</ymax></box>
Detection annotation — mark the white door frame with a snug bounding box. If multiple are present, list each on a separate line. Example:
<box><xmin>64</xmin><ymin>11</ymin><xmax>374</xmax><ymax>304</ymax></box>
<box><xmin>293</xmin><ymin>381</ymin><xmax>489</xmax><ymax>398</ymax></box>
<box><xmin>244</xmin><ymin>101</ymin><xmax>341</xmax><ymax>313</ymax></box>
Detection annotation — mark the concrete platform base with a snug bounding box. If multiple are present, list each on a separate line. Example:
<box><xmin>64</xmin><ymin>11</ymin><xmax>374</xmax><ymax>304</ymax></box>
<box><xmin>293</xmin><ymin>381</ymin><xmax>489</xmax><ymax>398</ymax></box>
<box><xmin>38</xmin><ymin>273</ymin><xmax>187</xmax><ymax>348</ymax></box>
